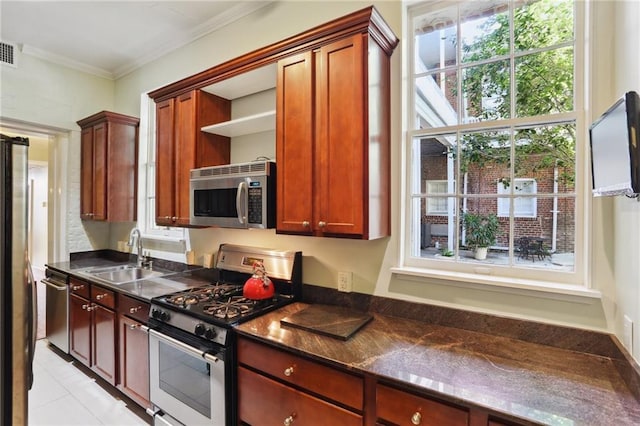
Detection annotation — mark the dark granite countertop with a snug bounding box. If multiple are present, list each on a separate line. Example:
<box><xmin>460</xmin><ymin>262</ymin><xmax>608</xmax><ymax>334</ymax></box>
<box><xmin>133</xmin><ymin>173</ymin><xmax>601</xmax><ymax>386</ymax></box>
<box><xmin>46</xmin><ymin>254</ymin><xmax>214</xmax><ymax>302</ymax></box>
<box><xmin>235</xmin><ymin>302</ymin><xmax>640</xmax><ymax>426</ymax></box>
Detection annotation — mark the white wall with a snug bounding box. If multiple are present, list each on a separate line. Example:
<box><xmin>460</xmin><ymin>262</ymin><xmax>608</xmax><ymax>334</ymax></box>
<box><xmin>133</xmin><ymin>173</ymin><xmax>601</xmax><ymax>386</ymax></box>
<box><xmin>0</xmin><ymin>50</ymin><xmax>116</xmax><ymax>259</ymax></box>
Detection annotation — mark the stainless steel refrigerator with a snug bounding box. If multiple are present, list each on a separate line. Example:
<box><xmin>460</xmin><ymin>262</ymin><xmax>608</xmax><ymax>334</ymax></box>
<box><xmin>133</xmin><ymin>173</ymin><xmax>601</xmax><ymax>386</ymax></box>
<box><xmin>1</xmin><ymin>134</ymin><xmax>36</xmax><ymax>425</ymax></box>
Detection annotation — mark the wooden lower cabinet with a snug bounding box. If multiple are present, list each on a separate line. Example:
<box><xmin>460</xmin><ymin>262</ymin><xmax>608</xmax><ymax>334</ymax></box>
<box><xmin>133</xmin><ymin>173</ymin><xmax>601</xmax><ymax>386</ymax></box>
<box><xmin>237</xmin><ymin>337</ymin><xmax>364</xmax><ymax>425</ymax></box>
<box><xmin>117</xmin><ymin>295</ymin><xmax>150</xmax><ymax>408</ymax></box>
<box><xmin>68</xmin><ymin>279</ymin><xmax>116</xmax><ymax>385</ymax></box>
<box><xmin>238</xmin><ymin>366</ymin><xmax>362</xmax><ymax>426</ymax></box>
<box><xmin>69</xmin><ymin>292</ymin><xmax>92</xmax><ymax>366</ymax></box>
<box><xmin>376</xmin><ymin>384</ymin><xmax>469</xmax><ymax>426</ymax></box>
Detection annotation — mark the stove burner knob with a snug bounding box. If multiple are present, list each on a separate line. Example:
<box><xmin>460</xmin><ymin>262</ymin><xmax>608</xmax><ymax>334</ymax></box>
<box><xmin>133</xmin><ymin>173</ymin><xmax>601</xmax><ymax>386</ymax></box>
<box><xmin>151</xmin><ymin>308</ymin><xmax>161</xmax><ymax>319</ymax></box>
<box><xmin>204</xmin><ymin>328</ymin><xmax>217</xmax><ymax>340</ymax></box>
<box><xmin>159</xmin><ymin>311</ymin><xmax>170</xmax><ymax>321</ymax></box>
<box><xmin>194</xmin><ymin>323</ymin><xmax>206</xmax><ymax>336</ymax></box>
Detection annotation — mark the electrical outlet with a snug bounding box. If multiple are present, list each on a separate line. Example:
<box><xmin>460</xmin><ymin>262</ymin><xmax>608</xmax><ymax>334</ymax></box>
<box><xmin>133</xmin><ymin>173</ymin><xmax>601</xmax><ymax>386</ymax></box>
<box><xmin>337</xmin><ymin>271</ymin><xmax>353</xmax><ymax>293</ymax></box>
<box><xmin>624</xmin><ymin>315</ymin><xmax>634</xmax><ymax>355</ymax></box>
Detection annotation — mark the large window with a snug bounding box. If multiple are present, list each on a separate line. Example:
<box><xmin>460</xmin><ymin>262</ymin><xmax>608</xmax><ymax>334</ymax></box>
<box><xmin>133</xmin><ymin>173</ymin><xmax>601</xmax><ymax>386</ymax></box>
<box><xmin>404</xmin><ymin>0</ymin><xmax>585</xmax><ymax>286</ymax></box>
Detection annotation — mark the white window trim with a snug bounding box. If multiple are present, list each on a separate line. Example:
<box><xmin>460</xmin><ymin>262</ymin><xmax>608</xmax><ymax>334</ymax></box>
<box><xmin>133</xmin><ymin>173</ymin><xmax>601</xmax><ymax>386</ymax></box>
<box><xmin>137</xmin><ymin>93</ymin><xmax>186</xmax><ymax>244</ymax></box>
<box><xmin>399</xmin><ymin>0</ymin><xmax>590</xmax><ymax>291</ymax></box>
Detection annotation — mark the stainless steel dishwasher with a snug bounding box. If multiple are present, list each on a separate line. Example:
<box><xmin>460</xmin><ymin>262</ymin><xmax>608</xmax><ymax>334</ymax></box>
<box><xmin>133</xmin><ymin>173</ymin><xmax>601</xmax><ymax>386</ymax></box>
<box><xmin>42</xmin><ymin>268</ymin><xmax>69</xmax><ymax>353</ymax></box>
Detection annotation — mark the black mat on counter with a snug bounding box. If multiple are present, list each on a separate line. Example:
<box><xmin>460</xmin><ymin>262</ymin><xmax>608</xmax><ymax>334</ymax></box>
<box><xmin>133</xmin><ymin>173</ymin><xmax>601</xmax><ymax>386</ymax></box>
<box><xmin>280</xmin><ymin>304</ymin><xmax>373</xmax><ymax>341</ymax></box>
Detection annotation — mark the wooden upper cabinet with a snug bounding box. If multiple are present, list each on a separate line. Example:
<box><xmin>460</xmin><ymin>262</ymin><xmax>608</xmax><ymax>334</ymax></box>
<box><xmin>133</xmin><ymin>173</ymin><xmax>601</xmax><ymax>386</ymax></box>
<box><xmin>276</xmin><ymin>52</ymin><xmax>315</xmax><ymax>234</ymax></box>
<box><xmin>154</xmin><ymin>89</ymin><xmax>230</xmax><ymax>227</ymax></box>
<box><xmin>148</xmin><ymin>6</ymin><xmax>397</xmax><ymax>236</ymax></box>
<box><xmin>77</xmin><ymin>111</ymin><xmax>139</xmax><ymax>222</ymax></box>
<box><xmin>277</xmin><ymin>32</ymin><xmax>393</xmax><ymax>239</ymax></box>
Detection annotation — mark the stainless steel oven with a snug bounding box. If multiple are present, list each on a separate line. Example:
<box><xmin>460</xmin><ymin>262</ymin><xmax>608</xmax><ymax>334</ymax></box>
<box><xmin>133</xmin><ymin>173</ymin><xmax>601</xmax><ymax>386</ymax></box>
<box><xmin>149</xmin><ymin>327</ymin><xmax>228</xmax><ymax>426</ymax></box>
<box><xmin>147</xmin><ymin>244</ymin><xmax>302</xmax><ymax>426</ymax></box>
<box><xmin>189</xmin><ymin>160</ymin><xmax>275</xmax><ymax>229</ymax></box>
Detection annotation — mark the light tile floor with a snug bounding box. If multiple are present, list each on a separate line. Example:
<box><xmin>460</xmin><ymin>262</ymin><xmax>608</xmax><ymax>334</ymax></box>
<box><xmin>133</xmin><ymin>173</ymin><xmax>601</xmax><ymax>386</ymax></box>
<box><xmin>29</xmin><ymin>339</ymin><xmax>151</xmax><ymax>426</ymax></box>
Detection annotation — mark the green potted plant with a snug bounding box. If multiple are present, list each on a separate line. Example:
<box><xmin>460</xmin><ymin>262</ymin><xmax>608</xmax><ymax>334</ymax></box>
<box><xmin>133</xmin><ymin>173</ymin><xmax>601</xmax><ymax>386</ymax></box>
<box><xmin>463</xmin><ymin>212</ymin><xmax>500</xmax><ymax>260</ymax></box>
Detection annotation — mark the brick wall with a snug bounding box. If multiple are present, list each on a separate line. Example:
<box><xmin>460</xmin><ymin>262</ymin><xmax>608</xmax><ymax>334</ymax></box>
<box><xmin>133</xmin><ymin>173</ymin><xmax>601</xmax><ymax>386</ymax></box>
<box><xmin>421</xmin><ymin>151</ymin><xmax>576</xmax><ymax>253</ymax></box>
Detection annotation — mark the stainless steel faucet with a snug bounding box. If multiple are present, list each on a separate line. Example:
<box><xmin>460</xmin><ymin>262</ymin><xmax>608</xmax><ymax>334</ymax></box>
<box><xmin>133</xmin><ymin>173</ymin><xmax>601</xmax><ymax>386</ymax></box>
<box><xmin>128</xmin><ymin>228</ymin><xmax>151</xmax><ymax>268</ymax></box>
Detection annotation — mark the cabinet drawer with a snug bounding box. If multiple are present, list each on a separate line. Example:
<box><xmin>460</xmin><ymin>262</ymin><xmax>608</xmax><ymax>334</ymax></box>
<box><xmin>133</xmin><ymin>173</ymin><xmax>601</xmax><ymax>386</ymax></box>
<box><xmin>69</xmin><ymin>278</ymin><xmax>90</xmax><ymax>298</ymax></box>
<box><xmin>238</xmin><ymin>366</ymin><xmax>362</xmax><ymax>426</ymax></box>
<box><xmin>238</xmin><ymin>337</ymin><xmax>363</xmax><ymax>410</ymax></box>
<box><xmin>376</xmin><ymin>384</ymin><xmax>469</xmax><ymax>426</ymax></box>
<box><xmin>91</xmin><ymin>285</ymin><xmax>115</xmax><ymax>309</ymax></box>
<box><xmin>119</xmin><ymin>294</ymin><xmax>149</xmax><ymax>323</ymax></box>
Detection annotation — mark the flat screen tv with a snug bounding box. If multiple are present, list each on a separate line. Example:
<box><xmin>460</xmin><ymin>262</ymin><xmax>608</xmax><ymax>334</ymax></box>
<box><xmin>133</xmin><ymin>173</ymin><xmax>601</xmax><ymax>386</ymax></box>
<box><xmin>589</xmin><ymin>91</ymin><xmax>640</xmax><ymax>197</ymax></box>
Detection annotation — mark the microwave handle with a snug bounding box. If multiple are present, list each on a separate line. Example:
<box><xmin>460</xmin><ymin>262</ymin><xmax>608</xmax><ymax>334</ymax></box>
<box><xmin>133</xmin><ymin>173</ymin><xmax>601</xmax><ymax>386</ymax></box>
<box><xmin>236</xmin><ymin>181</ymin><xmax>248</xmax><ymax>225</ymax></box>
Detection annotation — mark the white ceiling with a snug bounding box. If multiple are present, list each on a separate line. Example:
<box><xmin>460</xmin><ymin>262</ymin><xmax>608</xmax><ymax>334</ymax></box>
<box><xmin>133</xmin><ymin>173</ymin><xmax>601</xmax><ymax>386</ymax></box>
<box><xmin>0</xmin><ymin>1</ymin><xmax>273</xmax><ymax>79</ymax></box>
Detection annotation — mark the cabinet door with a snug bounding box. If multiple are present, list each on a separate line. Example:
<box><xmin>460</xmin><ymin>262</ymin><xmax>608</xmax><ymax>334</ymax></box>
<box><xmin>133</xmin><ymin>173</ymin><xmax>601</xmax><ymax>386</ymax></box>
<box><xmin>69</xmin><ymin>293</ymin><xmax>91</xmax><ymax>367</ymax></box>
<box><xmin>92</xmin><ymin>122</ymin><xmax>108</xmax><ymax>221</ymax></box>
<box><xmin>80</xmin><ymin>127</ymin><xmax>94</xmax><ymax>219</ymax></box>
<box><xmin>315</xmin><ymin>34</ymin><xmax>365</xmax><ymax>236</ymax></box>
<box><xmin>173</xmin><ymin>91</ymin><xmax>198</xmax><ymax>226</ymax></box>
<box><xmin>119</xmin><ymin>315</ymin><xmax>150</xmax><ymax>408</ymax></box>
<box><xmin>92</xmin><ymin>304</ymin><xmax>116</xmax><ymax>385</ymax></box>
<box><xmin>276</xmin><ymin>51</ymin><xmax>315</xmax><ymax>234</ymax></box>
<box><xmin>156</xmin><ymin>98</ymin><xmax>177</xmax><ymax>226</ymax></box>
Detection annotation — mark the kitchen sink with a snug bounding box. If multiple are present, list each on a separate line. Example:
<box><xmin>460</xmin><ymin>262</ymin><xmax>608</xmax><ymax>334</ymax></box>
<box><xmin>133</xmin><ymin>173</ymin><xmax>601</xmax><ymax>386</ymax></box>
<box><xmin>81</xmin><ymin>264</ymin><xmax>173</xmax><ymax>284</ymax></box>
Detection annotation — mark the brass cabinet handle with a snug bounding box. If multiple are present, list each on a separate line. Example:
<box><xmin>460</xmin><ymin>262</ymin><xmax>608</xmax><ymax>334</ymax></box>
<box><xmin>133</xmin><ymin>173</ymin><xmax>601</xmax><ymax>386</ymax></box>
<box><xmin>72</xmin><ymin>284</ymin><xmax>84</xmax><ymax>291</ymax></box>
<box><xmin>284</xmin><ymin>366</ymin><xmax>294</xmax><ymax>377</ymax></box>
<box><xmin>96</xmin><ymin>293</ymin><xmax>107</xmax><ymax>300</ymax></box>
<box><xmin>283</xmin><ymin>415</ymin><xmax>295</xmax><ymax>426</ymax></box>
<box><xmin>171</xmin><ymin>216</ymin><xmax>177</xmax><ymax>221</ymax></box>
<box><xmin>129</xmin><ymin>306</ymin><xmax>141</xmax><ymax>314</ymax></box>
<box><xmin>82</xmin><ymin>304</ymin><xmax>95</xmax><ymax>312</ymax></box>
<box><xmin>318</xmin><ymin>221</ymin><xmax>326</xmax><ymax>228</ymax></box>
<box><xmin>302</xmin><ymin>221</ymin><xmax>310</xmax><ymax>227</ymax></box>
<box><xmin>411</xmin><ymin>411</ymin><xmax>422</xmax><ymax>425</ymax></box>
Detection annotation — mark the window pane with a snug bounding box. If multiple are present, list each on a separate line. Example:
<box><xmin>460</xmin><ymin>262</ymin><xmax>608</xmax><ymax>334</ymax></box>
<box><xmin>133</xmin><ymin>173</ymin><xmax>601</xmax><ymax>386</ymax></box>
<box><xmin>461</xmin><ymin>129</ymin><xmax>510</xmax><ymax>194</ymax></box>
<box><xmin>460</xmin><ymin>1</ymin><xmax>510</xmax><ymax>63</ymax></box>
<box><xmin>415</xmin><ymin>73</ymin><xmax>459</xmax><ymax>128</ymax></box>
<box><xmin>416</xmin><ymin>135</ymin><xmax>457</xmax><ymax>195</ymax></box>
<box><xmin>417</xmin><ymin>197</ymin><xmax>458</xmax><ymax>258</ymax></box>
<box><xmin>414</xmin><ymin>5</ymin><xmax>458</xmax><ymax>73</ymax></box>
<box><xmin>462</xmin><ymin>60</ymin><xmax>511</xmax><ymax>121</ymax></box>
<box><xmin>515</xmin><ymin>47</ymin><xmax>574</xmax><ymax>116</ymax></box>
<box><xmin>514</xmin><ymin>124</ymin><xmax>576</xmax><ymax>194</ymax></box>
<box><xmin>514</xmin><ymin>0</ymin><xmax>574</xmax><ymax>51</ymax></box>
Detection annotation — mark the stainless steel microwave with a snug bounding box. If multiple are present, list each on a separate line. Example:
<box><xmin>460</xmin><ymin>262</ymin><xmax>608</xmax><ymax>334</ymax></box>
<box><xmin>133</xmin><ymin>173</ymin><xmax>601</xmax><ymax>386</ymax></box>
<box><xmin>189</xmin><ymin>161</ymin><xmax>275</xmax><ymax>228</ymax></box>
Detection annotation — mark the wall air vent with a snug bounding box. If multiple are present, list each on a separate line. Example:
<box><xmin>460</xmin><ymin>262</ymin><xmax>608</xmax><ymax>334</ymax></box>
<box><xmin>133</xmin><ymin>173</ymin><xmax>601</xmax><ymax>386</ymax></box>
<box><xmin>0</xmin><ymin>41</ymin><xmax>17</xmax><ymax>67</ymax></box>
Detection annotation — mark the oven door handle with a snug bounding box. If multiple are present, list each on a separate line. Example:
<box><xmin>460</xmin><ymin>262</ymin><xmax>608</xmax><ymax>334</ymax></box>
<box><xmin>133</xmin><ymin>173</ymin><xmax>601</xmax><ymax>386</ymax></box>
<box><xmin>149</xmin><ymin>328</ymin><xmax>205</xmax><ymax>358</ymax></box>
<box><xmin>203</xmin><ymin>352</ymin><xmax>220</xmax><ymax>363</ymax></box>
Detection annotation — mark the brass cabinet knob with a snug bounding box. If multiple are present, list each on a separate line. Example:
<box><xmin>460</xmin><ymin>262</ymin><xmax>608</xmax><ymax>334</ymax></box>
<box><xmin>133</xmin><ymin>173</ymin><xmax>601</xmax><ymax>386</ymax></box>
<box><xmin>129</xmin><ymin>306</ymin><xmax>141</xmax><ymax>314</ymax></box>
<box><xmin>72</xmin><ymin>285</ymin><xmax>84</xmax><ymax>291</ymax></box>
<box><xmin>302</xmin><ymin>221</ymin><xmax>310</xmax><ymax>227</ymax></box>
<box><xmin>411</xmin><ymin>411</ymin><xmax>422</xmax><ymax>425</ymax></box>
<box><xmin>96</xmin><ymin>293</ymin><xmax>106</xmax><ymax>300</ymax></box>
<box><xmin>284</xmin><ymin>366</ymin><xmax>294</xmax><ymax>377</ymax></box>
<box><xmin>283</xmin><ymin>415</ymin><xmax>295</xmax><ymax>426</ymax></box>
<box><xmin>318</xmin><ymin>221</ymin><xmax>326</xmax><ymax>228</ymax></box>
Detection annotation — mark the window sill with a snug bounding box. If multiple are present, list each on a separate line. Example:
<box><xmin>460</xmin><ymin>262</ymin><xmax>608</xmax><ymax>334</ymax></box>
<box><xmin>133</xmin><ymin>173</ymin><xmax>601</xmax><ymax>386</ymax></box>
<box><xmin>390</xmin><ymin>266</ymin><xmax>602</xmax><ymax>304</ymax></box>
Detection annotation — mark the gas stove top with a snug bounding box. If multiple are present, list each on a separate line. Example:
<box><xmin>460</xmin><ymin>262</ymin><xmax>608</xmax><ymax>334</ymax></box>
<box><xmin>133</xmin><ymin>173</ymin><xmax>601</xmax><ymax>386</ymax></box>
<box><xmin>149</xmin><ymin>244</ymin><xmax>302</xmax><ymax>346</ymax></box>
<box><xmin>152</xmin><ymin>282</ymin><xmax>293</xmax><ymax>324</ymax></box>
